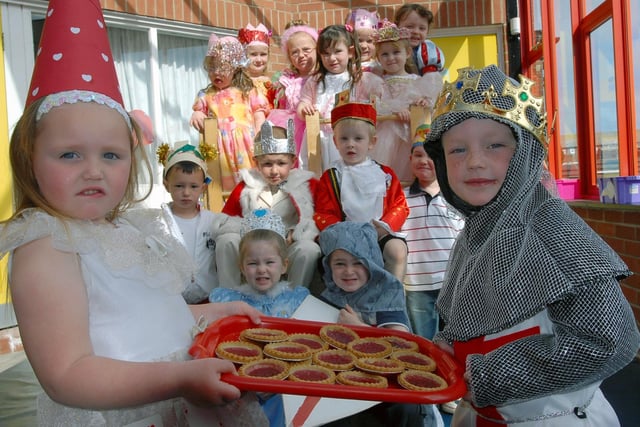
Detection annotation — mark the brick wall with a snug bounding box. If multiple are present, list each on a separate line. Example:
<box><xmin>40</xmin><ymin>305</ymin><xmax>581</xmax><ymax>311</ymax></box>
<box><xmin>571</xmin><ymin>203</ymin><xmax>640</xmax><ymax>328</ymax></box>
<box><xmin>100</xmin><ymin>0</ymin><xmax>508</xmax><ymax>74</ymax></box>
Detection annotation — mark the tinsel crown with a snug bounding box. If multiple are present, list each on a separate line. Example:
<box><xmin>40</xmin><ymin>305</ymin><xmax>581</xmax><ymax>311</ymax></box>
<box><xmin>254</xmin><ymin>119</ymin><xmax>296</xmax><ymax>156</ymax></box>
<box><xmin>238</xmin><ymin>24</ymin><xmax>271</xmax><ymax>46</ymax></box>
<box><xmin>374</xmin><ymin>19</ymin><xmax>410</xmax><ymax>43</ymax></box>
<box><xmin>433</xmin><ymin>67</ymin><xmax>548</xmax><ymax>148</ymax></box>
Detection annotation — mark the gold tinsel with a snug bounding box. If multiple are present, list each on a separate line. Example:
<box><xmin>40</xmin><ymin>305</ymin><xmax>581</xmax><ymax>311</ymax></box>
<box><xmin>156</xmin><ymin>143</ymin><xmax>171</xmax><ymax>165</ymax></box>
<box><xmin>199</xmin><ymin>142</ymin><xmax>219</xmax><ymax>161</ymax></box>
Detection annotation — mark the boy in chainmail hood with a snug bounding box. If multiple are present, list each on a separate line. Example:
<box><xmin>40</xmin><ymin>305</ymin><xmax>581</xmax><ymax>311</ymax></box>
<box><xmin>319</xmin><ymin>221</ymin><xmax>410</xmax><ymax>332</ymax></box>
<box><xmin>424</xmin><ymin>64</ymin><xmax>640</xmax><ymax>426</ymax></box>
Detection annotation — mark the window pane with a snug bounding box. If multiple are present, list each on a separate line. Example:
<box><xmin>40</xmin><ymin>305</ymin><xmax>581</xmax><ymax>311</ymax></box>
<box><xmin>553</xmin><ymin>0</ymin><xmax>578</xmax><ymax>178</ymax></box>
<box><xmin>108</xmin><ymin>28</ymin><xmax>151</xmax><ymax>114</ymax></box>
<box><xmin>584</xmin><ymin>0</ymin><xmax>604</xmax><ymax>16</ymax></box>
<box><xmin>531</xmin><ymin>1</ymin><xmax>543</xmax><ymax>49</ymax></box>
<box><xmin>632</xmin><ymin>0</ymin><xmax>640</xmax><ymax>173</ymax></box>
<box><xmin>158</xmin><ymin>34</ymin><xmax>208</xmax><ymax>146</ymax></box>
<box><xmin>590</xmin><ymin>20</ymin><xmax>619</xmax><ymax>177</ymax></box>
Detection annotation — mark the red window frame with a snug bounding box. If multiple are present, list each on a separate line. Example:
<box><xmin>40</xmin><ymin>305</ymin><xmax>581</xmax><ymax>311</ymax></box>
<box><xmin>519</xmin><ymin>0</ymin><xmax>637</xmax><ymax>199</ymax></box>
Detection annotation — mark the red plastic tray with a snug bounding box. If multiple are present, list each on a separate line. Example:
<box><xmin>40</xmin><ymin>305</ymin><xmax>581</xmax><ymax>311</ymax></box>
<box><xmin>190</xmin><ymin>316</ymin><xmax>466</xmax><ymax>404</ymax></box>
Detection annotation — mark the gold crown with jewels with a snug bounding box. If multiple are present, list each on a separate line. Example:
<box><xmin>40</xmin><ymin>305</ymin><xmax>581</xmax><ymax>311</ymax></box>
<box><xmin>433</xmin><ymin>66</ymin><xmax>548</xmax><ymax>148</ymax></box>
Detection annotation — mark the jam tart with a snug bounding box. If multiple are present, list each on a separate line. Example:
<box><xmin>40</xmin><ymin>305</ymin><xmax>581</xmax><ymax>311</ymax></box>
<box><xmin>287</xmin><ymin>333</ymin><xmax>329</xmax><ymax>353</ymax></box>
<box><xmin>397</xmin><ymin>370</ymin><xmax>448</xmax><ymax>391</ymax></box>
<box><xmin>347</xmin><ymin>337</ymin><xmax>393</xmax><ymax>358</ymax></box>
<box><xmin>215</xmin><ymin>341</ymin><xmax>263</xmax><ymax>364</ymax></box>
<box><xmin>288</xmin><ymin>365</ymin><xmax>336</xmax><ymax>384</ymax></box>
<box><xmin>336</xmin><ymin>371</ymin><xmax>388</xmax><ymax>388</ymax></box>
<box><xmin>312</xmin><ymin>349</ymin><xmax>357</xmax><ymax>371</ymax></box>
<box><xmin>391</xmin><ymin>350</ymin><xmax>437</xmax><ymax>372</ymax></box>
<box><xmin>263</xmin><ymin>341</ymin><xmax>313</xmax><ymax>361</ymax></box>
<box><xmin>319</xmin><ymin>324</ymin><xmax>360</xmax><ymax>349</ymax></box>
<box><xmin>355</xmin><ymin>357</ymin><xmax>405</xmax><ymax>375</ymax></box>
<box><xmin>240</xmin><ymin>327</ymin><xmax>289</xmax><ymax>343</ymax></box>
<box><xmin>239</xmin><ymin>359</ymin><xmax>289</xmax><ymax>380</ymax></box>
<box><xmin>382</xmin><ymin>335</ymin><xmax>420</xmax><ymax>352</ymax></box>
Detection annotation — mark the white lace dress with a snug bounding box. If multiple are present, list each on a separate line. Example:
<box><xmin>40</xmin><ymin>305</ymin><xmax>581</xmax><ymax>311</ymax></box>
<box><xmin>0</xmin><ymin>208</ymin><xmax>266</xmax><ymax>427</ymax></box>
<box><xmin>373</xmin><ymin>73</ymin><xmax>443</xmax><ymax>182</ymax></box>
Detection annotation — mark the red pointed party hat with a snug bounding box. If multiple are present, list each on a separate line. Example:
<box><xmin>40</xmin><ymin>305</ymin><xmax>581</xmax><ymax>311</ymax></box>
<box><xmin>26</xmin><ymin>0</ymin><xmax>124</xmax><ymax>109</ymax></box>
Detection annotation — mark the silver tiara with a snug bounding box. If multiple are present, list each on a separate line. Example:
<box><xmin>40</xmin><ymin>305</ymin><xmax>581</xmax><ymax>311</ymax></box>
<box><xmin>253</xmin><ymin>119</ymin><xmax>296</xmax><ymax>156</ymax></box>
<box><xmin>240</xmin><ymin>209</ymin><xmax>287</xmax><ymax>238</ymax></box>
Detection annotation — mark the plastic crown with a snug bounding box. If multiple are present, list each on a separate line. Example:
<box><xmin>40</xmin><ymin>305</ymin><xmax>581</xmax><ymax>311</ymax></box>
<box><xmin>345</xmin><ymin>9</ymin><xmax>379</xmax><ymax>30</ymax></box>
<box><xmin>240</xmin><ymin>208</ymin><xmax>287</xmax><ymax>238</ymax></box>
<box><xmin>433</xmin><ymin>67</ymin><xmax>548</xmax><ymax>148</ymax></box>
<box><xmin>374</xmin><ymin>19</ymin><xmax>410</xmax><ymax>43</ymax></box>
<box><xmin>254</xmin><ymin>119</ymin><xmax>296</xmax><ymax>157</ymax></box>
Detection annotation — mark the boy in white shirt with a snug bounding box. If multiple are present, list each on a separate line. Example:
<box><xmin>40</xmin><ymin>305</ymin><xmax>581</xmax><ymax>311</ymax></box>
<box><xmin>160</xmin><ymin>142</ymin><xmax>240</xmax><ymax>303</ymax></box>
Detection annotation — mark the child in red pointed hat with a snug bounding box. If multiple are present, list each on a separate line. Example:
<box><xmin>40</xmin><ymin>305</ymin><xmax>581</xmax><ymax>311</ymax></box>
<box><xmin>313</xmin><ymin>93</ymin><xmax>410</xmax><ymax>282</ymax></box>
<box><xmin>1</xmin><ymin>1</ymin><xmax>268</xmax><ymax>425</ymax></box>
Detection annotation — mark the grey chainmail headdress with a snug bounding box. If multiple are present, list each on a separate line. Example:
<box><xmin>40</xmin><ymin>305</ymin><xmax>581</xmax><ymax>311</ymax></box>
<box><xmin>424</xmin><ymin>65</ymin><xmax>638</xmax><ymax>408</ymax></box>
<box><xmin>318</xmin><ymin>222</ymin><xmax>406</xmax><ymax>314</ymax></box>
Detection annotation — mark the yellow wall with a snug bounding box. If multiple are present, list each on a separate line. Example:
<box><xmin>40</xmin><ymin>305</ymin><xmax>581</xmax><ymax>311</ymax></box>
<box><xmin>1</xmin><ymin>7</ymin><xmax>13</xmax><ymax>305</ymax></box>
<box><xmin>435</xmin><ymin>34</ymin><xmax>500</xmax><ymax>82</ymax></box>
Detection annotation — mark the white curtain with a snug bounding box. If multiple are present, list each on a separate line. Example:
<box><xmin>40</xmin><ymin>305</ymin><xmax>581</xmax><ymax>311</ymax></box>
<box><xmin>158</xmin><ymin>33</ymin><xmax>209</xmax><ymax>147</ymax></box>
<box><xmin>107</xmin><ymin>27</ymin><xmax>208</xmax><ymax>206</ymax></box>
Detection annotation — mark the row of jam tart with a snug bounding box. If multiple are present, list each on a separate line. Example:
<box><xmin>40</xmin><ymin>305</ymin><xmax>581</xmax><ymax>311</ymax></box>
<box><xmin>226</xmin><ymin>326</ymin><xmax>438</xmax><ymax>371</ymax></box>
<box><xmin>236</xmin><ymin>356</ymin><xmax>447</xmax><ymax>391</ymax></box>
<box><xmin>218</xmin><ymin>326</ymin><xmax>446</xmax><ymax>390</ymax></box>
<box><xmin>239</xmin><ymin>325</ymin><xmax>418</xmax><ymax>354</ymax></box>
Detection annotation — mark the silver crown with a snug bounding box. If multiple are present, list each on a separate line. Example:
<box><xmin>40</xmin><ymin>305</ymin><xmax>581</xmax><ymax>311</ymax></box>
<box><xmin>253</xmin><ymin>119</ymin><xmax>296</xmax><ymax>157</ymax></box>
<box><xmin>240</xmin><ymin>209</ymin><xmax>287</xmax><ymax>238</ymax></box>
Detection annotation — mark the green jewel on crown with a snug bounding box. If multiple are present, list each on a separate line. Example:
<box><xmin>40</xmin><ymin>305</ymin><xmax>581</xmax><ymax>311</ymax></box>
<box><xmin>433</xmin><ymin>67</ymin><xmax>548</xmax><ymax>149</ymax></box>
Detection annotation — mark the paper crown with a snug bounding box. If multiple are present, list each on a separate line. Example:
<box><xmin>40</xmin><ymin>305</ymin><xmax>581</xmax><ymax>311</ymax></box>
<box><xmin>159</xmin><ymin>142</ymin><xmax>212</xmax><ymax>184</ymax></box>
<box><xmin>254</xmin><ymin>119</ymin><xmax>296</xmax><ymax>157</ymax></box>
<box><xmin>416</xmin><ymin>40</ymin><xmax>445</xmax><ymax>73</ymax></box>
<box><xmin>240</xmin><ymin>209</ymin><xmax>287</xmax><ymax>238</ymax></box>
<box><xmin>205</xmin><ymin>35</ymin><xmax>247</xmax><ymax>73</ymax></box>
<box><xmin>26</xmin><ymin>0</ymin><xmax>129</xmax><ymax>124</ymax></box>
<box><xmin>331</xmin><ymin>90</ymin><xmax>377</xmax><ymax>128</ymax></box>
<box><xmin>432</xmin><ymin>66</ymin><xmax>548</xmax><ymax>147</ymax></box>
<box><xmin>238</xmin><ymin>23</ymin><xmax>271</xmax><ymax>46</ymax></box>
<box><xmin>374</xmin><ymin>19</ymin><xmax>410</xmax><ymax>43</ymax></box>
<box><xmin>345</xmin><ymin>9</ymin><xmax>379</xmax><ymax>30</ymax></box>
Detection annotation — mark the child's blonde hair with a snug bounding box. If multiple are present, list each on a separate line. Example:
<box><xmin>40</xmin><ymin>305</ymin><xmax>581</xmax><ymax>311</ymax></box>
<box><xmin>6</xmin><ymin>99</ymin><xmax>152</xmax><ymax>223</ymax></box>
<box><xmin>238</xmin><ymin>229</ymin><xmax>288</xmax><ymax>269</ymax></box>
<box><xmin>334</xmin><ymin>117</ymin><xmax>376</xmax><ymax>138</ymax></box>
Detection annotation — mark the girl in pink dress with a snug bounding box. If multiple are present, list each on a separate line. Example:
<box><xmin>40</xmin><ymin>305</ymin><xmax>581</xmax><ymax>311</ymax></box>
<box><xmin>267</xmin><ymin>21</ymin><xmax>318</xmax><ymax>162</ymax></box>
<box><xmin>372</xmin><ymin>20</ymin><xmax>442</xmax><ymax>182</ymax></box>
<box><xmin>297</xmin><ymin>24</ymin><xmax>384</xmax><ymax>171</ymax></box>
<box><xmin>190</xmin><ymin>35</ymin><xmax>271</xmax><ymax>191</ymax></box>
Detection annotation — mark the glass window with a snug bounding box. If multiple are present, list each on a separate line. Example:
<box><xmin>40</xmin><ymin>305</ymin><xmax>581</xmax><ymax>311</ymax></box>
<box><xmin>554</xmin><ymin>0</ymin><xmax>578</xmax><ymax>178</ymax></box>
<box><xmin>157</xmin><ymin>34</ymin><xmax>208</xmax><ymax>146</ymax></box>
<box><xmin>632</xmin><ymin>1</ymin><xmax>640</xmax><ymax>170</ymax></box>
<box><xmin>532</xmin><ymin>1</ymin><xmax>543</xmax><ymax>49</ymax></box>
<box><xmin>590</xmin><ymin>19</ymin><xmax>619</xmax><ymax>177</ymax></box>
<box><xmin>584</xmin><ymin>0</ymin><xmax>605</xmax><ymax>15</ymax></box>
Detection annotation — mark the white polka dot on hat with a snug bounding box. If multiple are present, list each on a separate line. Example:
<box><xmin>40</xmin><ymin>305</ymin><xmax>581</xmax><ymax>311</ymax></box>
<box><xmin>26</xmin><ymin>0</ymin><xmax>125</xmax><ymax>114</ymax></box>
